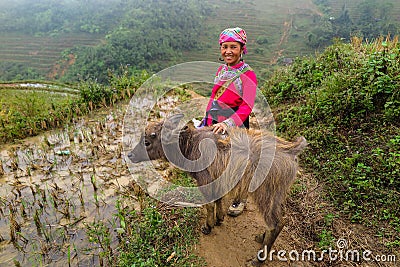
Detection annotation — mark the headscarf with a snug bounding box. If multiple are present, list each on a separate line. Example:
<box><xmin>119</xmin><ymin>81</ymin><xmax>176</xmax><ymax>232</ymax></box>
<box><xmin>219</xmin><ymin>27</ymin><xmax>248</xmax><ymax>54</ymax></box>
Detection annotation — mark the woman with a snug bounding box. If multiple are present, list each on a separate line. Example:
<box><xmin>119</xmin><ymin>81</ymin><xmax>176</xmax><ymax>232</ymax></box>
<box><xmin>200</xmin><ymin>27</ymin><xmax>257</xmax><ymax>216</ymax></box>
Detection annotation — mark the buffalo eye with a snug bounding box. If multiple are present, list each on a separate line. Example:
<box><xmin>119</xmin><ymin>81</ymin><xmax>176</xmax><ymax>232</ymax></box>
<box><xmin>150</xmin><ymin>132</ymin><xmax>156</xmax><ymax>138</ymax></box>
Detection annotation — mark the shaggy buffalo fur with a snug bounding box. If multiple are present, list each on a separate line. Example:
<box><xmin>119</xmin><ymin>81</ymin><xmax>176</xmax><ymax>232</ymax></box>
<box><xmin>128</xmin><ymin>114</ymin><xmax>307</xmax><ymax>266</ymax></box>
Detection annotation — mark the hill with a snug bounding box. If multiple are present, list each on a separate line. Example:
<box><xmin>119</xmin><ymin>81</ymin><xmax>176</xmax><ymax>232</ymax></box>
<box><xmin>183</xmin><ymin>0</ymin><xmax>324</xmax><ymax>75</ymax></box>
<box><xmin>0</xmin><ymin>33</ymin><xmax>101</xmax><ymax>80</ymax></box>
<box><xmin>1</xmin><ymin>0</ymin><xmax>400</xmax><ymax>82</ymax></box>
<box><xmin>323</xmin><ymin>0</ymin><xmax>400</xmax><ymax>21</ymax></box>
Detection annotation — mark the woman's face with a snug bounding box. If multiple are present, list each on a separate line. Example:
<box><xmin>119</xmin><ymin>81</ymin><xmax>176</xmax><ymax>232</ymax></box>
<box><xmin>220</xmin><ymin>41</ymin><xmax>243</xmax><ymax>66</ymax></box>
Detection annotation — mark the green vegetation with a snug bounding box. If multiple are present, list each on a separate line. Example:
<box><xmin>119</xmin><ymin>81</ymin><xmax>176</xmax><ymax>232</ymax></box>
<box><xmin>262</xmin><ymin>36</ymin><xmax>400</xmax><ymax>246</ymax></box>
<box><xmin>0</xmin><ymin>84</ymin><xmax>77</xmax><ymax>142</ymax></box>
<box><xmin>62</xmin><ymin>0</ymin><xmax>211</xmax><ymax>83</ymax></box>
<box><xmin>0</xmin><ymin>62</ymin><xmax>43</xmax><ymax>81</ymax></box>
<box><xmin>116</xmin><ymin>199</ymin><xmax>202</xmax><ymax>266</ymax></box>
<box><xmin>0</xmin><ymin>69</ymin><xmax>149</xmax><ymax>144</ymax></box>
<box><xmin>114</xmin><ymin>169</ymin><xmax>202</xmax><ymax>266</ymax></box>
<box><xmin>311</xmin><ymin>0</ymin><xmax>399</xmax><ymax>48</ymax></box>
<box><xmin>0</xmin><ymin>0</ymin><xmax>122</xmax><ymax>81</ymax></box>
<box><xmin>0</xmin><ymin>0</ymin><xmax>125</xmax><ymax>35</ymax></box>
<box><xmin>1</xmin><ymin>0</ymin><xmax>400</xmax><ymax>264</ymax></box>
<box><xmin>0</xmin><ymin>34</ymin><xmax>101</xmax><ymax>81</ymax></box>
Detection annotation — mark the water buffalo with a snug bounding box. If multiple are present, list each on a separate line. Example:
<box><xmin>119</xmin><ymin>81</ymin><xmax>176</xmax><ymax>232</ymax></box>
<box><xmin>128</xmin><ymin>114</ymin><xmax>307</xmax><ymax>266</ymax></box>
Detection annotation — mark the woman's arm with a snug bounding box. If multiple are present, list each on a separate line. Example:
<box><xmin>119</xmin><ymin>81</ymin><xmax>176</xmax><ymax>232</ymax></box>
<box><xmin>223</xmin><ymin>70</ymin><xmax>257</xmax><ymax>127</ymax></box>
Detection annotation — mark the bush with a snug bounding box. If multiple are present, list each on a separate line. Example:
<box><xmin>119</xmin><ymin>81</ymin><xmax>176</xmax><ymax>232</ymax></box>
<box><xmin>262</xmin><ymin>36</ymin><xmax>400</xmax><ymax>246</ymax></box>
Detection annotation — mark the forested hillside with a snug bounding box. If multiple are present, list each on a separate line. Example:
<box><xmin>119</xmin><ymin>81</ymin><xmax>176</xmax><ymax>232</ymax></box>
<box><xmin>0</xmin><ymin>0</ymin><xmax>399</xmax><ymax>82</ymax></box>
<box><xmin>61</xmin><ymin>0</ymin><xmax>211</xmax><ymax>83</ymax></box>
<box><xmin>0</xmin><ymin>0</ymin><xmax>125</xmax><ymax>34</ymax></box>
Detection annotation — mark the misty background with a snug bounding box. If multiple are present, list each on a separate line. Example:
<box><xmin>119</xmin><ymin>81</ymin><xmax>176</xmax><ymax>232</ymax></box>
<box><xmin>0</xmin><ymin>0</ymin><xmax>399</xmax><ymax>83</ymax></box>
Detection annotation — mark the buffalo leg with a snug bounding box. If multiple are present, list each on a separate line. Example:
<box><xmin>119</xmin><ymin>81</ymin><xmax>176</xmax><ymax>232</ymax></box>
<box><xmin>249</xmin><ymin>219</ymin><xmax>284</xmax><ymax>266</ymax></box>
<box><xmin>201</xmin><ymin>202</ymin><xmax>215</xmax><ymax>235</ymax></box>
<box><xmin>215</xmin><ymin>198</ymin><xmax>224</xmax><ymax>226</ymax></box>
<box><xmin>262</xmin><ymin>220</ymin><xmax>284</xmax><ymax>252</ymax></box>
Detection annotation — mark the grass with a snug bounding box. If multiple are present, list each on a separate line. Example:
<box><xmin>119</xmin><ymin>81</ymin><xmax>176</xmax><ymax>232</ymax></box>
<box><xmin>0</xmin><ymin>87</ymin><xmax>77</xmax><ymax>142</ymax></box>
<box><xmin>0</xmin><ymin>68</ymin><xmax>150</xmax><ymax>144</ymax></box>
<box><xmin>116</xmin><ymin>198</ymin><xmax>203</xmax><ymax>267</ymax></box>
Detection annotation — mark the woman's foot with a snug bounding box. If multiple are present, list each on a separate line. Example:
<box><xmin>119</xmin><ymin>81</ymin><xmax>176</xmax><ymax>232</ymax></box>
<box><xmin>227</xmin><ymin>201</ymin><xmax>245</xmax><ymax>217</ymax></box>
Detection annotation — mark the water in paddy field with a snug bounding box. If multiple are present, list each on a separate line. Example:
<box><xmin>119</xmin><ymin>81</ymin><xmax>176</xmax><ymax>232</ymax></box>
<box><xmin>0</xmin><ymin>104</ymin><xmax>138</xmax><ymax>266</ymax></box>
<box><xmin>0</xmin><ymin>84</ymin><xmax>208</xmax><ymax>265</ymax></box>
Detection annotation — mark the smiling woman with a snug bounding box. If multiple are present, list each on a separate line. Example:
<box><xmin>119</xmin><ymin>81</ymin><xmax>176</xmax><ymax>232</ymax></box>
<box><xmin>199</xmin><ymin>27</ymin><xmax>256</xmax><ymax>132</ymax></box>
<box><xmin>220</xmin><ymin>42</ymin><xmax>242</xmax><ymax>66</ymax></box>
<box><xmin>196</xmin><ymin>27</ymin><xmax>258</xmax><ymax>217</ymax></box>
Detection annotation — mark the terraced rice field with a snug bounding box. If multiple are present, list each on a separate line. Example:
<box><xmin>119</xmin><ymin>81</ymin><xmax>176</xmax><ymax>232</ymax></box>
<box><xmin>325</xmin><ymin>0</ymin><xmax>400</xmax><ymax>21</ymax></box>
<box><xmin>0</xmin><ymin>93</ymin><xmax>183</xmax><ymax>266</ymax></box>
<box><xmin>0</xmin><ymin>108</ymin><xmax>129</xmax><ymax>266</ymax></box>
<box><xmin>0</xmin><ymin>33</ymin><xmax>102</xmax><ymax>76</ymax></box>
<box><xmin>184</xmin><ymin>0</ymin><xmax>322</xmax><ymax>70</ymax></box>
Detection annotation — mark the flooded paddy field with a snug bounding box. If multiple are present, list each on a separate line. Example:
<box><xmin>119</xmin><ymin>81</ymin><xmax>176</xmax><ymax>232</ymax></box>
<box><xmin>0</xmin><ymin>85</ymin><xmax>212</xmax><ymax>266</ymax></box>
<box><xmin>0</xmin><ymin>102</ymin><xmax>143</xmax><ymax>266</ymax></box>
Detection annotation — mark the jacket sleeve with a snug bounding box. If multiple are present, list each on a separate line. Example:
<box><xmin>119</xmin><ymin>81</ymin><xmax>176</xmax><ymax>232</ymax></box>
<box><xmin>224</xmin><ymin>70</ymin><xmax>257</xmax><ymax>127</ymax></box>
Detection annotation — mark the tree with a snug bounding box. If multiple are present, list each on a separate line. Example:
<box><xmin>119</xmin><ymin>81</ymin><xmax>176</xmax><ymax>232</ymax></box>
<box><xmin>354</xmin><ymin>0</ymin><xmax>398</xmax><ymax>38</ymax></box>
<box><xmin>63</xmin><ymin>0</ymin><xmax>210</xmax><ymax>83</ymax></box>
<box><xmin>332</xmin><ymin>4</ymin><xmax>353</xmax><ymax>39</ymax></box>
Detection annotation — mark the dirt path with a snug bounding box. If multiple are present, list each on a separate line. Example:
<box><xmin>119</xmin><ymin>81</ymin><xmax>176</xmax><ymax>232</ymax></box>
<box><xmin>48</xmin><ymin>53</ymin><xmax>76</xmax><ymax>79</ymax></box>
<box><xmin>194</xmin><ymin>198</ymin><xmax>297</xmax><ymax>267</ymax></box>
<box><xmin>270</xmin><ymin>15</ymin><xmax>293</xmax><ymax>65</ymax></box>
<box><xmin>269</xmin><ymin>0</ymin><xmax>323</xmax><ymax>65</ymax></box>
<box><xmin>194</xmin><ymin>172</ymin><xmax>399</xmax><ymax>267</ymax></box>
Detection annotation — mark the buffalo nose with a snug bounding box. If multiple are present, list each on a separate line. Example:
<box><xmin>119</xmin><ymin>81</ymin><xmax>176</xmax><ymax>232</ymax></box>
<box><xmin>127</xmin><ymin>151</ymin><xmax>135</xmax><ymax>160</ymax></box>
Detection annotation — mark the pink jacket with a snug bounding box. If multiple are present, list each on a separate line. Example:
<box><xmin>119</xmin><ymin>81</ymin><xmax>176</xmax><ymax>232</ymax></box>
<box><xmin>204</xmin><ymin>61</ymin><xmax>257</xmax><ymax>127</ymax></box>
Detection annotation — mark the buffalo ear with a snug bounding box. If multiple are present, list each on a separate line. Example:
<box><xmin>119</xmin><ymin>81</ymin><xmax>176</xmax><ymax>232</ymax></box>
<box><xmin>164</xmin><ymin>114</ymin><xmax>184</xmax><ymax>130</ymax></box>
<box><xmin>161</xmin><ymin>114</ymin><xmax>185</xmax><ymax>145</ymax></box>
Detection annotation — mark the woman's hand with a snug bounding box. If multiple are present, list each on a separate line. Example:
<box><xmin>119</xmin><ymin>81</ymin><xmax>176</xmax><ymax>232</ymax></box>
<box><xmin>212</xmin><ymin>122</ymin><xmax>228</xmax><ymax>134</ymax></box>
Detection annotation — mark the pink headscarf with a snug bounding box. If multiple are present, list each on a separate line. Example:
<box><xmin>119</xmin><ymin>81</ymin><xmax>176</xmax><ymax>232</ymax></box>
<box><xmin>219</xmin><ymin>27</ymin><xmax>248</xmax><ymax>54</ymax></box>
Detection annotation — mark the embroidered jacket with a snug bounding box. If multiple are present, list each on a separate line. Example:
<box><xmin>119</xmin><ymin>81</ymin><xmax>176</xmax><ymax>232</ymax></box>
<box><xmin>204</xmin><ymin>61</ymin><xmax>257</xmax><ymax>127</ymax></box>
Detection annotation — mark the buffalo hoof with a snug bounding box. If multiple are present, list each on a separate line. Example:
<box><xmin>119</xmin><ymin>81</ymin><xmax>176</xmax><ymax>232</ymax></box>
<box><xmin>201</xmin><ymin>225</ymin><xmax>212</xmax><ymax>235</ymax></box>
<box><xmin>245</xmin><ymin>258</ymin><xmax>263</xmax><ymax>267</ymax></box>
<box><xmin>215</xmin><ymin>217</ymin><xmax>224</xmax><ymax>226</ymax></box>
<box><xmin>255</xmin><ymin>233</ymin><xmax>265</xmax><ymax>244</ymax></box>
